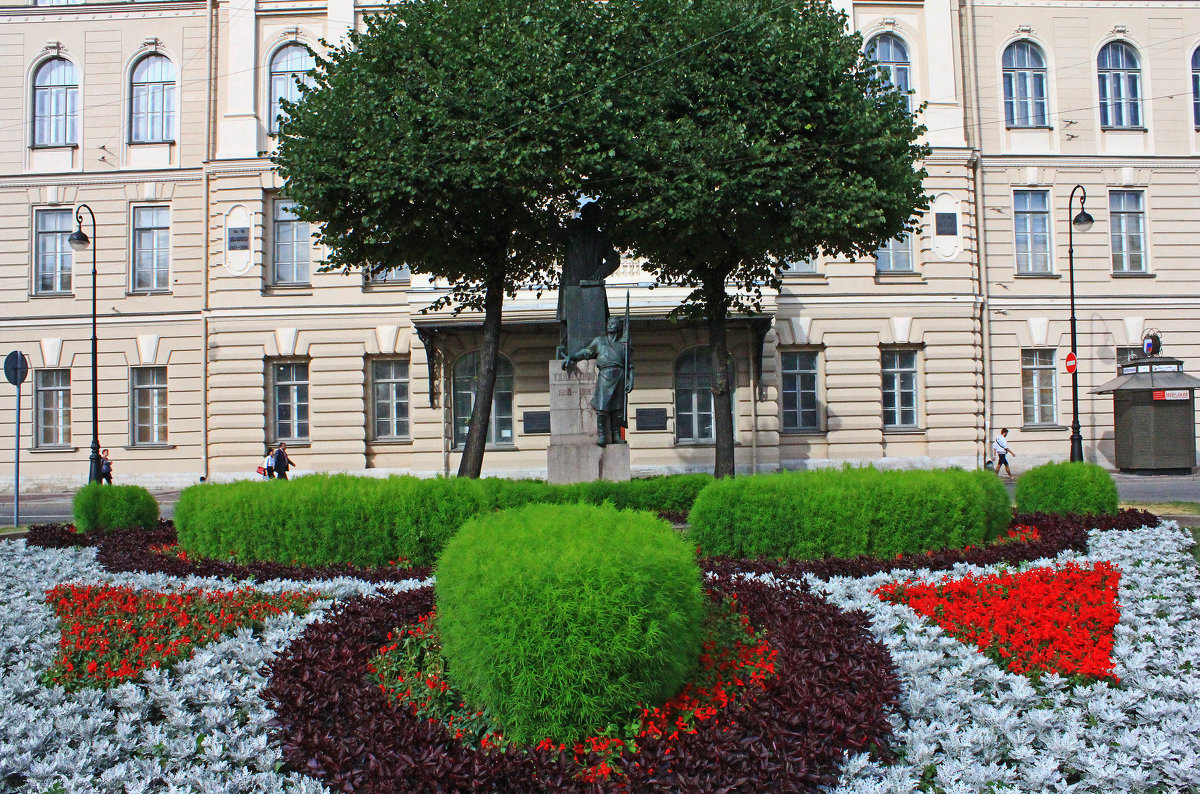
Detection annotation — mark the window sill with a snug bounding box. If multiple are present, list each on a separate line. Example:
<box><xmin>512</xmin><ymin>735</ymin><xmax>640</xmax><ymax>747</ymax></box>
<box><xmin>128</xmin><ymin>140</ymin><xmax>176</xmax><ymax>146</ymax></box>
<box><xmin>1099</xmin><ymin>126</ymin><xmax>1147</xmax><ymax>132</ymax></box>
<box><xmin>782</xmin><ymin>272</ymin><xmax>825</xmax><ymax>280</ymax></box>
<box><xmin>30</xmin><ymin>445</ymin><xmax>77</xmax><ymax>453</ymax></box>
<box><xmin>269</xmin><ymin>441</ymin><xmax>310</xmax><ymax>449</ymax></box>
<box><xmin>781</xmin><ymin>428</ymin><xmax>825</xmax><ymax>436</ymax></box>
<box><xmin>1112</xmin><ymin>271</ymin><xmax>1154</xmax><ymax>278</ymax></box>
<box><xmin>263</xmin><ymin>284</ymin><xmax>313</xmax><ymax>296</ymax></box>
<box><xmin>30</xmin><ymin>143</ymin><xmax>78</xmax><ymax>151</ymax></box>
<box><xmin>363</xmin><ymin>281</ymin><xmax>412</xmax><ymax>291</ymax></box>
<box><xmin>1005</xmin><ymin>125</ymin><xmax>1054</xmax><ymax>131</ymax></box>
<box><xmin>1014</xmin><ymin>272</ymin><xmax>1060</xmax><ymax>279</ymax></box>
<box><xmin>30</xmin><ymin>291</ymin><xmax>74</xmax><ymax>298</ymax></box>
<box><xmin>874</xmin><ymin>272</ymin><xmax>923</xmax><ymax>285</ymax></box>
<box><xmin>370</xmin><ymin>437</ymin><xmax>414</xmax><ymax>446</ymax></box>
<box><xmin>1021</xmin><ymin>424</ymin><xmax>1066</xmax><ymax>432</ymax></box>
<box><xmin>453</xmin><ymin>444</ymin><xmax>518</xmax><ymax>451</ymax></box>
<box><xmin>124</xmin><ymin>443</ymin><xmax>175</xmax><ymax>450</ymax></box>
<box><xmin>127</xmin><ymin>289</ymin><xmax>172</xmax><ymax>296</ymax></box>
<box><xmin>883</xmin><ymin>427</ymin><xmax>925</xmax><ymax>435</ymax></box>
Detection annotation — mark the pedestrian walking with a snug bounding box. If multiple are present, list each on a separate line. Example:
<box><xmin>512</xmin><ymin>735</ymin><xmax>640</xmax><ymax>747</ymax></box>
<box><xmin>271</xmin><ymin>442</ymin><xmax>295</xmax><ymax>480</ymax></box>
<box><xmin>259</xmin><ymin>452</ymin><xmax>274</xmax><ymax>479</ymax></box>
<box><xmin>100</xmin><ymin>449</ymin><xmax>113</xmax><ymax>484</ymax></box>
<box><xmin>992</xmin><ymin>428</ymin><xmax>1014</xmax><ymax>478</ymax></box>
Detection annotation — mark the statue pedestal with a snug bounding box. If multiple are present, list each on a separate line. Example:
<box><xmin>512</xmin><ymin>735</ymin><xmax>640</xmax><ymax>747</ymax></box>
<box><xmin>547</xmin><ymin>360</ymin><xmax>630</xmax><ymax>485</ymax></box>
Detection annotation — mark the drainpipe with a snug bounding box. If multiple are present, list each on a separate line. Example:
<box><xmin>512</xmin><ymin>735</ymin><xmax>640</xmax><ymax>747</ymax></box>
<box><xmin>201</xmin><ymin>0</ymin><xmax>216</xmax><ymax>481</ymax></box>
<box><xmin>961</xmin><ymin>0</ymin><xmax>992</xmax><ymax>467</ymax></box>
<box><xmin>747</xmin><ymin>324</ymin><xmax>759</xmax><ymax>474</ymax></box>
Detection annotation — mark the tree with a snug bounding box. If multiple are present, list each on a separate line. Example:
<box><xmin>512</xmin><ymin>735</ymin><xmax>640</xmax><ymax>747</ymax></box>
<box><xmin>272</xmin><ymin>0</ymin><xmax>608</xmax><ymax>477</ymax></box>
<box><xmin>589</xmin><ymin>0</ymin><xmax>929</xmax><ymax>478</ymax></box>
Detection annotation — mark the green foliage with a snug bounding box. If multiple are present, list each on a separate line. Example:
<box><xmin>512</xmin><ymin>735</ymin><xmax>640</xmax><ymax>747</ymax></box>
<box><xmin>72</xmin><ymin>484</ymin><xmax>159</xmax><ymax>532</ymax></box>
<box><xmin>174</xmin><ymin>475</ymin><xmax>486</xmax><ymax>567</ymax></box>
<box><xmin>476</xmin><ymin>473</ymin><xmax>712</xmax><ymax>515</ymax></box>
<box><xmin>436</xmin><ymin>503</ymin><xmax>705</xmax><ymax>744</ymax></box>
<box><xmin>688</xmin><ymin>466</ymin><xmax>1010</xmax><ymax>559</ymax></box>
<box><xmin>972</xmin><ymin>468</ymin><xmax>1014</xmax><ymax>541</ymax></box>
<box><xmin>1015</xmin><ymin>462</ymin><xmax>1118</xmax><ymax>516</ymax></box>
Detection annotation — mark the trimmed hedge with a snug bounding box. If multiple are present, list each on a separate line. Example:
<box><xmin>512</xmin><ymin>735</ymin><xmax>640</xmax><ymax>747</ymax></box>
<box><xmin>476</xmin><ymin>473</ymin><xmax>711</xmax><ymax>515</ymax></box>
<box><xmin>436</xmin><ymin>503</ymin><xmax>705</xmax><ymax>745</ymax></box>
<box><xmin>72</xmin><ymin>483</ymin><xmax>159</xmax><ymax>532</ymax></box>
<box><xmin>174</xmin><ymin>474</ymin><xmax>487</xmax><ymax>567</ymax></box>
<box><xmin>688</xmin><ymin>466</ymin><xmax>1011</xmax><ymax>560</ymax></box>
<box><xmin>1015</xmin><ymin>461</ymin><xmax>1118</xmax><ymax>516</ymax></box>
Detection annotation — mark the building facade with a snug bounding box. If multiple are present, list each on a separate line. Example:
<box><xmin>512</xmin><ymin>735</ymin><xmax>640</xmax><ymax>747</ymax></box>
<box><xmin>0</xmin><ymin>0</ymin><xmax>1196</xmax><ymax>490</ymax></box>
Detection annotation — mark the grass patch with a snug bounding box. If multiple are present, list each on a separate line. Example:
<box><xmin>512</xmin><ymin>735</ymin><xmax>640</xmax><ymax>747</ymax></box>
<box><xmin>1121</xmin><ymin>501</ymin><xmax>1200</xmax><ymax>517</ymax></box>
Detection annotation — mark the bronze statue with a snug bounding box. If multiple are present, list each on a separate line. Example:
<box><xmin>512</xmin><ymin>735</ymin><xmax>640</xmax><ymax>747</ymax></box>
<box><xmin>563</xmin><ymin>315</ymin><xmax>633</xmax><ymax>446</ymax></box>
<box><xmin>556</xmin><ymin>202</ymin><xmax>620</xmax><ymax>359</ymax></box>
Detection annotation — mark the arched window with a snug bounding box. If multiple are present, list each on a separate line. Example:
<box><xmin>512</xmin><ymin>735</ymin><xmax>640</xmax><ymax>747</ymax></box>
<box><xmin>867</xmin><ymin>33</ymin><xmax>911</xmax><ymax>112</ymax></box>
<box><xmin>1002</xmin><ymin>41</ymin><xmax>1048</xmax><ymax>127</ymax></box>
<box><xmin>269</xmin><ymin>44</ymin><xmax>315</xmax><ymax>134</ymax></box>
<box><xmin>130</xmin><ymin>54</ymin><xmax>176</xmax><ymax>143</ymax></box>
<box><xmin>452</xmin><ymin>351</ymin><xmax>514</xmax><ymax>447</ymax></box>
<box><xmin>32</xmin><ymin>58</ymin><xmax>78</xmax><ymax>146</ymax></box>
<box><xmin>674</xmin><ymin>347</ymin><xmax>736</xmax><ymax>444</ymax></box>
<box><xmin>1097</xmin><ymin>42</ymin><xmax>1141</xmax><ymax>128</ymax></box>
<box><xmin>1192</xmin><ymin>47</ymin><xmax>1200</xmax><ymax>128</ymax></box>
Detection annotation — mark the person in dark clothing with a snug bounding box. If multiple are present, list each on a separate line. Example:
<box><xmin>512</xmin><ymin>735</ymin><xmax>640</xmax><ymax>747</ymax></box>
<box><xmin>100</xmin><ymin>449</ymin><xmax>113</xmax><ymax>484</ymax></box>
<box><xmin>271</xmin><ymin>442</ymin><xmax>295</xmax><ymax>480</ymax></box>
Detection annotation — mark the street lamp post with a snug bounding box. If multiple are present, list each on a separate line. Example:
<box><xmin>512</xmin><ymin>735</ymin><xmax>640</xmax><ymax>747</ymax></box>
<box><xmin>1066</xmin><ymin>185</ymin><xmax>1094</xmax><ymax>463</ymax></box>
<box><xmin>68</xmin><ymin>204</ymin><xmax>101</xmax><ymax>483</ymax></box>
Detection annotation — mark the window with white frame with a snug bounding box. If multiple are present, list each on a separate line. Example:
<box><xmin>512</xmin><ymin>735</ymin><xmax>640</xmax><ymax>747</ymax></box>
<box><xmin>1109</xmin><ymin>190</ymin><xmax>1146</xmax><ymax>273</ymax></box>
<box><xmin>372</xmin><ymin>359</ymin><xmax>410</xmax><ymax>440</ymax></box>
<box><xmin>366</xmin><ymin>264</ymin><xmax>411</xmax><ymax>285</ymax></box>
<box><xmin>875</xmin><ymin>235</ymin><xmax>913</xmax><ymax>273</ymax></box>
<box><xmin>782</xmin><ymin>256</ymin><xmax>817</xmax><ymax>274</ymax></box>
<box><xmin>34</xmin><ymin>208</ymin><xmax>73</xmax><ymax>294</ymax></box>
<box><xmin>1003</xmin><ymin>40</ymin><xmax>1049</xmax><ymax>127</ymax></box>
<box><xmin>1192</xmin><ymin>47</ymin><xmax>1200</xmax><ymax>128</ymax></box>
<box><xmin>35</xmin><ymin>0</ymin><xmax>83</xmax><ymax>5</ymax></box>
<box><xmin>130</xmin><ymin>54</ymin><xmax>176</xmax><ymax>143</ymax></box>
<box><xmin>780</xmin><ymin>350</ymin><xmax>820</xmax><ymax>432</ymax></box>
<box><xmin>882</xmin><ymin>348</ymin><xmax>919</xmax><ymax>428</ymax></box>
<box><xmin>866</xmin><ymin>34</ymin><xmax>911</xmax><ymax>112</ymax></box>
<box><xmin>674</xmin><ymin>346</ymin><xmax>735</xmax><ymax>444</ymax></box>
<box><xmin>272</xmin><ymin>200</ymin><xmax>310</xmax><ymax>285</ymax></box>
<box><xmin>1021</xmin><ymin>350</ymin><xmax>1057</xmax><ymax>425</ymax></box>
<box><xmin>131</xmin><ymin>206</ymin><xmax>170</xmax><ymax>291</ymax></box>
<box><xmin>32</xmin><ymin>58</ymin><xmax>78</xmax><ymax>146</ymax></box>
<box><xmin>269</xmin><ymin>44</ymin><xmax>315</xmax><ymax>134</ymax></box>
<box><xmin>1097</xmin><ymin>42</ymin><xmax>1142</xmax><ymax>128</ymax></box>
<box><xmin>1013</xmin><ymin>190</ymin><xmax>1051</xmax><ymax>274</ymax></box>
<box><xmin>34</xmin><ymin>369</ymin><xmax>70</xmax><ymax>447</ymax></box>
<box><xmin>452</xmin><ymin>351</ymin><xmax>514</xmax><ymax>447</ymax></box>
<box><xmin>270</xmin><ymin>361</ymin><xmax>309</xmax><ymax>442</ymax></box>
<box><xmin>131</xmin><ymin>367</ymin><xmax>168</xmax><ymax>445</ymax></box>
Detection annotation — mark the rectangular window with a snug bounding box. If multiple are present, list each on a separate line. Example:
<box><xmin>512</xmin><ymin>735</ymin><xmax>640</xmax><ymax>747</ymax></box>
<box><xmin>271</xmin><ymin>360</ymin><xmax>309</xmax><ymax>441</ymax></box>
<box><xmin>372</xmin><ymin>359</ymin><xmax>410</xmax><ymax>439</ymax></box>
<box><xmin>783</xmin><ymin>257</ymin><xmax>817</xmax><ymax>274</ymax></box>
<box><xmin>882</xmin><ymin>348</ymin><xmax>918</xmax><ymax>428</ymax></box>
<box><xmin>34</xmin><ymin>369</ymin><xmax>71</xmax><ymax>447</ymax></box>
<box><xmin>131</xmin><ymin>205</ymin><xmax>170</xmax><ymax>291</ymax></box>
<box><xmin>272</xmin><ymin>200</ymin><xmax>310</xmax><ymax>285</ymax></box>
<box><xmin>1013</xmin><ymin>190</ymin><xmax>1051</xmax><ymax>274</ymax></box>
<box><xmin>875</xmin><ymin>236</ymin><xmax>913</xmax><ymax>273</ymax></box>
<box><xmin>131</xmin><ymin>367</ymin><xmax>168</xmax><ymax>445</ymax></box>
<box><xmin>34</xmin><ymin>208</ymin><xmax>73</xmax><ymax>294</ymax></box>
<box><xmin>366</xmin><ymin>265</ymin><xmax>411</xmax><ymax>285</ymax></box>
<box><xmin>1021</xmin><ymin>349</ymin><xmax>1057</xmax><ymax>425</ymax></box>
<box><xmin>1109</xmin><ymin>190</ymin><xmax>1145</xmax><ymax>273</ymax></box>
<box><xmin>780</xmin><ymin>350</ymin><xmax>820</xmax><ymax>432</ymax></box>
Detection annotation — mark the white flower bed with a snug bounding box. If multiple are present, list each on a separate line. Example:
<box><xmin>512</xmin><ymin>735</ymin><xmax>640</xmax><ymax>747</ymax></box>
<box><xmin>822</xmin><ymin>521</ymin><xmax>1200</xmax><ymax>794</ymax></box>
<box><xmin>1</xmin><ymin>522</ymin><xmax>1196</xmax><ymax>792</ymax></box>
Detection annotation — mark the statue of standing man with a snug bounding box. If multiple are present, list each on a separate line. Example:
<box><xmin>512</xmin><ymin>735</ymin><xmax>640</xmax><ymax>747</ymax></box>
<box><xmin>556</xmin><ymin>202</ymin><xmax>620</xmax><ymax>359</ymax></box>
<box><xmin>563</xmin><ymin>316</ymin><xmax>633</xmax><ymax>446</ymax></box>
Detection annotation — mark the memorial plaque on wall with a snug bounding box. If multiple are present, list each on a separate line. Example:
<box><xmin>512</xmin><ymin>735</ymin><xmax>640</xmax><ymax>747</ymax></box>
<box><xmin>227</xmin><ymin>227</ymin><xmax>250</xmax><ymax>251</ymax></box>
<box><xmin>522</xmin><ymin>410</ymin><xmax>551</xmax><ymax>435</ymax></box>
<box><xmin>636</xmin><ymin>408</ymin><xmax>668</xmax><ymax>431</ymax></box>
<box><xmin>934</xmin><ymin>212</ymin><xmax>957</xmax><ymax>237</ymax></box>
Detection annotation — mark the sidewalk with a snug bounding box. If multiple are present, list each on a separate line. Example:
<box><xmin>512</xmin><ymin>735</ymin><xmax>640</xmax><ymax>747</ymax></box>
<box><xmin>0</xmin><ymin>489</ymin><xmax>181</xmax><ymax>528</ymax></box>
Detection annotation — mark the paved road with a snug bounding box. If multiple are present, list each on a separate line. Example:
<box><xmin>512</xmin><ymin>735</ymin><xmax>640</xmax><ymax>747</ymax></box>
<box><xmin>1</xmin><ymin>473</ymin><xmax>1197</xmax><ymax>528</ymax></box>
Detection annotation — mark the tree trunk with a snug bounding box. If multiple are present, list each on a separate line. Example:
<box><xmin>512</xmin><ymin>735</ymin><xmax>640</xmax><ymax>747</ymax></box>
<box><xmin>457</xmin><ymin>270</ymin><xmax>505</xmax><ymax>478</ymax></box>
<box><xmin>706</xmin><ymin>282</ymin><xmax>735</xmax><ymax>479</ymax></box>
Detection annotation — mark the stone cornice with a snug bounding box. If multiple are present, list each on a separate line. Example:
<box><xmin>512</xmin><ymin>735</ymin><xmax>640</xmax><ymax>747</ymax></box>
<box><xmin>0</xmin><ymin>170</ymin><xmax>202</xmax><ymax>188</ymax></box>
<box><xmin>0</xmin><ymin>1</ymin><xmax>205</xmax><ymax>20</ymax></box>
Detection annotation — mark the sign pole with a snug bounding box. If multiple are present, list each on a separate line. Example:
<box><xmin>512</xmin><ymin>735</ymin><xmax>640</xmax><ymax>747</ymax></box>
<box><xmin>4</xmin><ymin>351</ymin><xmax>30</xmax><ymax>529</ymax></box>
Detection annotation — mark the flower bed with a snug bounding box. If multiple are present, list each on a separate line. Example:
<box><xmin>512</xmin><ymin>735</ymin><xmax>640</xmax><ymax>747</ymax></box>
<box><xmin>3</xmin><ymin>509</ymin><xmax>1197</xmax><ymax>793</ymax></box>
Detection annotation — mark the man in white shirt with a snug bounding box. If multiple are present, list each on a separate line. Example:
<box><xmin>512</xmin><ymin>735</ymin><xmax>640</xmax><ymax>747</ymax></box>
<box><xmin>992</xmin><ymin>428</ymin><xmax>1014</xmax><ymax>478</ymax></box>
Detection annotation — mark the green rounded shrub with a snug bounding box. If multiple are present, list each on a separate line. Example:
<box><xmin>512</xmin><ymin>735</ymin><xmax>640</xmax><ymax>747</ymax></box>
<box><xmin>73</xmin><ymin>483</ymin><xmax>159</xmax><ymax>532</ymax></box>
<box><xmin>1015</xmin><ymin>461</ymin><xmax>1118</xmax><ymax>516</ymax></box>
<box><xmin>435</xmin><ymin>503</ymin><xmax>705</xmax><ymax>745</ymax></box>
<box><xmin>175</xmin><ymin>474</ymin><xmax>486</xmax><ymax>567</ymax></box>
<box><xmin>689</xmin><ymin>465</ymin><xmax>1011</xmax><ymax>560</ymax></box>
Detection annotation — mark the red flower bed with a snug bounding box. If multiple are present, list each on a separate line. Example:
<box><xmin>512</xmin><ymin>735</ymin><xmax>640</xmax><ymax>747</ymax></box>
<box><xmin>44</xmin><ymin>583</ymin><xmax>314</xmax><ymax>691</ymax></box>
<box><xmin>368</xmin><ymin>597</ymin><xmax>777</xmax><ymax>782</ymax></box>
<box><xmin>875</xmin><ymin>561</ymin><xmax>1121</xmax><ymax>681</ymax></box>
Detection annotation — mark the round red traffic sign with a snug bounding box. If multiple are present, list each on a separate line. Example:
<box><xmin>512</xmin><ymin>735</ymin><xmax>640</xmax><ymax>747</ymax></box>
<box><xmin>1065</xmin><ymin>352</ymin><xmax>1078</xmax><ymax>374</ymax></box>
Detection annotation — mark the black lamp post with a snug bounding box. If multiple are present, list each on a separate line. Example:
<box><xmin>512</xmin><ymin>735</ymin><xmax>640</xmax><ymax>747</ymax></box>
<box><xmin>1066</xmin><ymin>185</ymin><xmax>1094</xmax><ymax>463</ymax></box>
<box><xmin>68</xmin><ymin>204</ymin><xmax>101</xmax><ymax>483</ymax></box>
